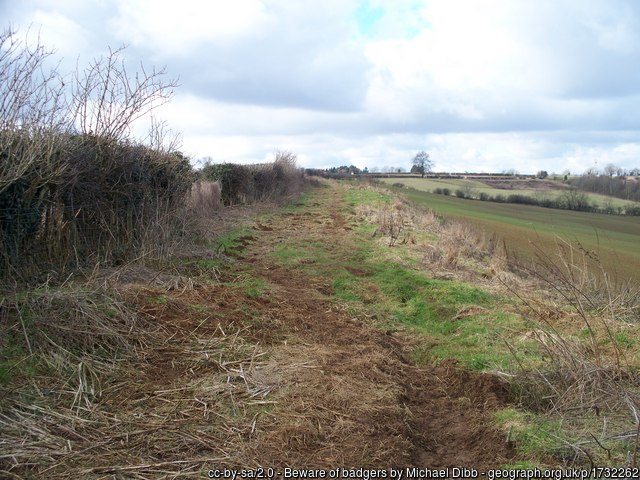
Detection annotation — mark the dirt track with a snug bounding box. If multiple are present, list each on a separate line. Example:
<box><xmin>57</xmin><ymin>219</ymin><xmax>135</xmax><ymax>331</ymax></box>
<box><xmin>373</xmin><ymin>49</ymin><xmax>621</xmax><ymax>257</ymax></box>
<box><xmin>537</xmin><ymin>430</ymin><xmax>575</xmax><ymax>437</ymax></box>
<box><xmin>224</xmin><ymin>184</ymin><xmax>517</xmax><ymax>468</ymax></box>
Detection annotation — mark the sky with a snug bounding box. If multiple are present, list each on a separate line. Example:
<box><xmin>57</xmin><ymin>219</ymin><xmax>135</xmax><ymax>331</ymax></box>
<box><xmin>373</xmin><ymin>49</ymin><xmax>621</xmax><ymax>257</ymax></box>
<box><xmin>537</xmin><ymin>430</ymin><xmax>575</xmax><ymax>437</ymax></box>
<box><xmin>2</xmin><ymin>0</ymin><xmax>640</xmax><ymax>174</ymax></box>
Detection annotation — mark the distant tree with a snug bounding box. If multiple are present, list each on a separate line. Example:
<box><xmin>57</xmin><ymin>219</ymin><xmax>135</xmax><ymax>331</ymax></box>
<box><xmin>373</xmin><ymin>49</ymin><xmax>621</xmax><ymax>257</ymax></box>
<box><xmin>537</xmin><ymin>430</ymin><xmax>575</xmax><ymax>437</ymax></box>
<box><xmin>537</xmin><ymin>170</ymin><xmax>548</xmax><ymax>179</ymax></box>
<box><xmin>603</xmin><ymin>163</ymin><xmax>618</xmax><ymax>177</ymax></box>
<box><xmin>411</xmin><ymin>151</ymin><xmax>432</xmax><ymax>178</ymax></box>
<box><xmin>363</xmin><ymin>166</ymin><xmax>369</xmax><ymax>174</ymax></box>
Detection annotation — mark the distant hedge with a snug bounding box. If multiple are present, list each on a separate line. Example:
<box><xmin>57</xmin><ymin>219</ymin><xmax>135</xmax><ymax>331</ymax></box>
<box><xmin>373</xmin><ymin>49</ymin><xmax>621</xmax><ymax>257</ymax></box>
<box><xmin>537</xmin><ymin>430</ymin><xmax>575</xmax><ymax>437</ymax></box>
<box><xmin>430</xmin><ymin>186</ymin><xmax>640</xmax><ymax>215</ymax></box>
<box><xmin>200</xmin><ymin>152</ymin><xmax>308</xmax><ymax>206</ymax></box>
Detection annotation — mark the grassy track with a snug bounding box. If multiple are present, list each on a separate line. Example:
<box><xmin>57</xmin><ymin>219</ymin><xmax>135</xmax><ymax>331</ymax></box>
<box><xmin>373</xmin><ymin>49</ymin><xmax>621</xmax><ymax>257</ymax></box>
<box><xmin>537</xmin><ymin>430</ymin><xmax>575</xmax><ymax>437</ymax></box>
<box><xmin>387</xmin><ymin>185</ymin><xmax>640</xmax><ymax>283</ymax></box>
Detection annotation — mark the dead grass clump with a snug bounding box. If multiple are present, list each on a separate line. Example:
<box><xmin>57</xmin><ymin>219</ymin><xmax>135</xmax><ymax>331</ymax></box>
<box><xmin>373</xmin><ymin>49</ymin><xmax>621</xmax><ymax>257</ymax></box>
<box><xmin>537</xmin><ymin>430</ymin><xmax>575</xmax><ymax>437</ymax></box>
<box><xmin>90</xmin><ymin>264</ymin><xmax>200</xmax><ymax>292</ymax></box>
<box><xmin>0</xmin><ymin>325</ymin><xmax>269</xmax><ymax>476</ymax></box>
<box><xmin>0</xmin><ymin>281</ymin><xmax>274</xmax><ymax>477</ymax></box>
<box><xmin>189</xmin><ymin>180</ymin><xmax>222</xmax><ymax>216</ymax></box>
<box><xmin>434</xmin><ymin>219</ymin><xmax>508</xmax><ymax>272</ymax></box>
<box><xmin>356</xmin><ymin>190</ymin><xmax>509</xmax><ymax>282</ymax></box>
<box><xmin>2</xmin><ymin>286</ymin><xmax>149</xmax><ymax>356</ymax></box>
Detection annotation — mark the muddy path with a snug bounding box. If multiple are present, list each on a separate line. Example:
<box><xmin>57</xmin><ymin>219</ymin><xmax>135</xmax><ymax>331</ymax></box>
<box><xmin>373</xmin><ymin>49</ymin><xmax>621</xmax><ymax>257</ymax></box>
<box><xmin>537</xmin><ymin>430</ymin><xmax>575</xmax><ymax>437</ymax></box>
<box><xmin>232</xmin><ymin>184</ymin><xmax>516</xmax><ymax>468</ymax></box>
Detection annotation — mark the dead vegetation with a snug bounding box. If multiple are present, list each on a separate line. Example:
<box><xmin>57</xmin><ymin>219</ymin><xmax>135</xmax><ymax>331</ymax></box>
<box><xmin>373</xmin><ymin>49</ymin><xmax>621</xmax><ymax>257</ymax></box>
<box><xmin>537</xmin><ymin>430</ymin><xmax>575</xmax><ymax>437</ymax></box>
<box><xmin>0</xmin><ymin>274</ymin><xmax>277</xmax><ymax>477</ymax></box>
<box><xmin>502</xmin><ymin>240</ymin><xmax>640</xmax><ymax>465</ymax></box>
<box><xmin>356</xmin><ymin>194</ymin><xmax>509</xmax><ymax>283</ymax></box>
<box><xmin>188</xmin><ymin>181</ymin><xmax>222</xmax><ymax>217</ymax></box>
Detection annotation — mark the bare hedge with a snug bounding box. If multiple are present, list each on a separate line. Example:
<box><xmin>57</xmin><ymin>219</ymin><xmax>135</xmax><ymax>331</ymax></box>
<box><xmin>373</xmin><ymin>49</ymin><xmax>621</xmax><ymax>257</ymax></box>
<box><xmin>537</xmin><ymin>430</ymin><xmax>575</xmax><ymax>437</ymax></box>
<box><xmin>201</xmin><ymin>151</ymin><xmax>308</xmax><ymax>206</ymax></box>
<box><xmin>0</xmin><ymin>131</ymin><xmax>193</xmax><ymax>281</ymax></box>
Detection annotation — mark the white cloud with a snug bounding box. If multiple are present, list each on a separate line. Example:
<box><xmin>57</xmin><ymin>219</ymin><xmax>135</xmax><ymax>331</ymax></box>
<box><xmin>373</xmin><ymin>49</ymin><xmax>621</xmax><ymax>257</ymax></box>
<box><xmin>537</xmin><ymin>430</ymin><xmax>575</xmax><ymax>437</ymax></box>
<box><xmin>111</xmin><ymin>0</ymin><xmax>271</xmax><ymax>54</ymax></box>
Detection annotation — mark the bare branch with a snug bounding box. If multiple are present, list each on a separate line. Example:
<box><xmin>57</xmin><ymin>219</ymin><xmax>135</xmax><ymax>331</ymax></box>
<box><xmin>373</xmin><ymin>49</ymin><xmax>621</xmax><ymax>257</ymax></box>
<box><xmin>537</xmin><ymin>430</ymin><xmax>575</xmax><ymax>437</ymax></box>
<box><xmin>71</xmin><ymin>46</ymin><xmax>178</xmax><ymax>141</ymax></box>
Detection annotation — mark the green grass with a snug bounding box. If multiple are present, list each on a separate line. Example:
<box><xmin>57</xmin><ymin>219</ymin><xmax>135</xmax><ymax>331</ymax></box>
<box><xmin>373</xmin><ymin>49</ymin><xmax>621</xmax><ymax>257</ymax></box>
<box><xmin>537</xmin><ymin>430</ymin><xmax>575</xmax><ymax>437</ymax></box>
<box><xmin>265</xmin><ymin>185</ymin><xmax>535</xmax><ymax>371</ymax></box>
<box><xmin>360</xmin><ymin>261</ymin><xmax>536</xmax><ymax>370</ymax></box>
<box><xmin>344</xmin><ymin>185</ymin><xmax>392</xmax><ymax>207</ymax></box>
<box><xmin>196</xmin><ymin>258</ymin><xmax>224</xmax><ymax>270</ymax></box>
<box><xmin>493</xmin><ymin>407</ymin><xmax>634</xmax><ymax>465</ymax></box>
<box><xmin>0</xmin><ymin>336</ymin><xmax>40</xmax><ymax>385</ymax></box>
<box><xmin>382</xmin><ymin>177</ymin><xmax>638</xmax><ymax>209</ymax></box>
<box><xmin>279</xmin><ymin>190</ymin><xmax>314</xmax><ymax>213</ymax></box>
<box><xmin>494</xmin><ymin>408</ymin><xmax>568</xmax><ymax>457</ymax></box>
<box><xmin>213</xmin><ymin>226</ymin><xmax>254</xmax><ymax>254</ymax></box>
<box><xmin>240</xmin><ymin>276</ymin><xmax>269</xmax><ymax>298</ymax></box>
<box><xmin>391</xmin><ymin>186</ymin><xmax>640</xmax><ymax>283</ymax></box>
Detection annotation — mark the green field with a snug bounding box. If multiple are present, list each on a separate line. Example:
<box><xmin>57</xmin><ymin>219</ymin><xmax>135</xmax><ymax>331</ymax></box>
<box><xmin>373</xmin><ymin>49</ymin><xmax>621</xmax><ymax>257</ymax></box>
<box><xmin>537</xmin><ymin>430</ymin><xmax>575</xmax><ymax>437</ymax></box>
<box><xmin>390</xmin><ymin>186</ymin><xmax>640</xmax><ymax>284</ymax></box>
<box><xmin>381</xmin><ymin>177</ymin><xmax>637</xmax><ymax>210</ymax></box>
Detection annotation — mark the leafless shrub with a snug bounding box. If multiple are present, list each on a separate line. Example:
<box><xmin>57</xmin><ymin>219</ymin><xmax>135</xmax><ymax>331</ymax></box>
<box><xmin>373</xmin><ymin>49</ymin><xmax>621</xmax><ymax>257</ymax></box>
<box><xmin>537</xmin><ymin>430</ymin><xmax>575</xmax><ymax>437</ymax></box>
<box><xmin>500</xmin><ymin>239</ymin><xmax>640</xmax><ymax>464</ymax></box>
<box><xmin>0</xmin><ymin>27</ymin><xmax>67</xmax><ymax>134</ymax></box>
<box><xmin>509</xmin><ymin>238</ymin><xmax>637</xmax><ymax>371</ymax></box>
<box><xmin>374</xmin><ymin>202</ymin><xmax>407</xmax><ymax>246</ymax></box>
<box><xmin>71</xmin><ymin>45</ymin><xmax>177</xmax><ymax>142</ymax></box>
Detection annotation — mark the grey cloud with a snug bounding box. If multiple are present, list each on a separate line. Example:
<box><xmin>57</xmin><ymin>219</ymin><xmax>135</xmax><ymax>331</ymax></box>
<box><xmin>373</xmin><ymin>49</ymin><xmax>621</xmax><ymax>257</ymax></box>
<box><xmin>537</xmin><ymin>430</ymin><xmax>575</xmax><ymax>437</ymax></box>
<box><xmin>171</xmin><ymin>39</ymin><xmax>371</xmax><ymax>112</ymax></box>
<box><xmin>120</xmin><ymin>2</ymin><xmax>372</xmax><ymax>112</ymax></box>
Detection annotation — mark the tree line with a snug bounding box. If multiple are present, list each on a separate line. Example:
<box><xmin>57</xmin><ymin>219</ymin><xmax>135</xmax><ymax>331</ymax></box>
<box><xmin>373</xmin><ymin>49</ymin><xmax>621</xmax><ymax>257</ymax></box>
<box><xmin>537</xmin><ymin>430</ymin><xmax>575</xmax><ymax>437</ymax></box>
<box><xmin>568</xmin><ymin>165</ymin><xmax>640</xmax><ymax>202</ymax></box>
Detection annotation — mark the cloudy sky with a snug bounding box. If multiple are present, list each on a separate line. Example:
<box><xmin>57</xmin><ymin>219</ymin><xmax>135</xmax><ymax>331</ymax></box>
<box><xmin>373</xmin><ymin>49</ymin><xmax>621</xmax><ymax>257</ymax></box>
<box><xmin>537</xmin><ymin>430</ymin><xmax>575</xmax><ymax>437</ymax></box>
<box><xmin>3</xmin><ymin>0</ymin><xmax>640</xmax><ymax>173</ymax></box>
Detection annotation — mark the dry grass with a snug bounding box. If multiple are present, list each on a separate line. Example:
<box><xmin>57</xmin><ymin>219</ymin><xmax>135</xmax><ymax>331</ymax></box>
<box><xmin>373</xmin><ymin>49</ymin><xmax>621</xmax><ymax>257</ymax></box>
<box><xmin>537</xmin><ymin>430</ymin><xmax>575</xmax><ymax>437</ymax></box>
<box><xmin>430</xmin><ymin>219</ymin><xmax>507</xmax><ymax>274</ymax></box>
<box><xmin>2</xmin><ymin>287</ymin><xmax>150</xmax><ymax>357</ymax></box>
<box><xmin>0</xmin><ymin>282</ymin><xmax>275</xmax><ymax>477</ymax></box>
<box><xmin>357</xmin><ymin>195</ymin><xmax>510</xmax><ymax>284</ymax></box>
<box><xmin>188</xmin><ymin>181</ymin><xmax>222</xmax><ymax>217</ymax></box>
